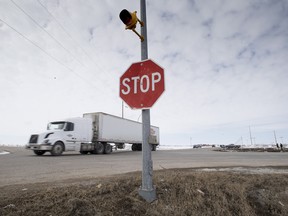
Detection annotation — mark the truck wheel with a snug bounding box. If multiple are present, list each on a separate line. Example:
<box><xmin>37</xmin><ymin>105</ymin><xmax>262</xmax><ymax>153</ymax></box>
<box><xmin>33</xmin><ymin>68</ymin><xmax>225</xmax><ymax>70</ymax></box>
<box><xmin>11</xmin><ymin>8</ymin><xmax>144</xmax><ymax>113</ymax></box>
<box><xmin>92</xmin><ymin>142</ymin><xmax>104</xmax><ymax>154</ymax></box>
<box><xmin>137</xmin><ymin>145</ymin><xmax>142</xmax><ymax>151</ymax></box>
<box><xmin>33</xmin><ymin>150</ymin><xmax>46</xmax><ymax>156</ymax></box>
<box><xmin>51</xmin><ymin>142</ymin><xmax>64</xmax><ymax>156</ymax></box>
<box><xmin>132</xmin><ymin>144</ymin><xmax>137</xmax><ymax>151</ymax></box>
<box><xmin>103</xmin><ymin>144</ymin><xmax>112</xmax><ymax>154</ymax></box>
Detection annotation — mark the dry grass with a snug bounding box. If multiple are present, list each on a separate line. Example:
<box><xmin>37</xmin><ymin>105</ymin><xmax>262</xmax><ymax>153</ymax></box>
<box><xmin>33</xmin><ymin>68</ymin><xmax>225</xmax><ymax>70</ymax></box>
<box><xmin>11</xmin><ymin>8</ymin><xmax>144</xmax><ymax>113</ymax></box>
<box><xmin>0</xmin><ymin>168</ymin><xmax>288</xmax><ymax>216</ymax></box>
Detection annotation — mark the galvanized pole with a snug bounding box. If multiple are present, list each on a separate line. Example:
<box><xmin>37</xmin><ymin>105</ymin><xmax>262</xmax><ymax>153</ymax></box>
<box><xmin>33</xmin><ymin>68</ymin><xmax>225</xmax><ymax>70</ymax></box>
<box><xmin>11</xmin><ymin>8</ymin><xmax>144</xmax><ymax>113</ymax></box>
<box><xmin>122</xmin><ymin>101</ymin><xmax>124</xmax><ymax>118</ymax></box>
<box><xmin>249</xmin><ymin>126</ymin><xmax>253</xmax><ymax>145</ymax></box>
<box><xmin>138</xmin><ymin>0</ymin><xmax>156</xmax><ymax>202</ymax></box>
<box><xmin>274</xmin><ymin>130</ymin><xmax>278</xmax><ymax>145</ymax></box>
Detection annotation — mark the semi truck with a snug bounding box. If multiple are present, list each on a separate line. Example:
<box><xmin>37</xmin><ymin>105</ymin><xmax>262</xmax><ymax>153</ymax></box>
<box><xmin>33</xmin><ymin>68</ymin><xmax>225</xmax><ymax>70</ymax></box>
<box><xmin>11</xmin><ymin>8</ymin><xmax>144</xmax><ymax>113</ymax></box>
<box><xmin>26</xmin><ymin>112</ymin><xmax>160</xmax><ymax>156</ymax></box>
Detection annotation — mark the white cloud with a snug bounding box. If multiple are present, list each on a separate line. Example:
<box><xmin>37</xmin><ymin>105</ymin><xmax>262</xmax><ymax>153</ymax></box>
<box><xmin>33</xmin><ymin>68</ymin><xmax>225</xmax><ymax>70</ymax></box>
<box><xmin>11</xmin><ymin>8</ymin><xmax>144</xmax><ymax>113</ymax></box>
<box><xmin>0</xmin><ymin>0</ymin><xmax>288</xmax><ymax>146</ymax></box>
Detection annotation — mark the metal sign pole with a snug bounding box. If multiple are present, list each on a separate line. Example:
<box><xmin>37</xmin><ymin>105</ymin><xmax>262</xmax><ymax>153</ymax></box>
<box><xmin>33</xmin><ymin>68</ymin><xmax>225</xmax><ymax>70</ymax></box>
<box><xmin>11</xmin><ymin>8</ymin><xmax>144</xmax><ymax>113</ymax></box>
<box><xmin>138</xmin><ymin>0</ymin><xmax>156</xmax><ymax>202</ymax></box>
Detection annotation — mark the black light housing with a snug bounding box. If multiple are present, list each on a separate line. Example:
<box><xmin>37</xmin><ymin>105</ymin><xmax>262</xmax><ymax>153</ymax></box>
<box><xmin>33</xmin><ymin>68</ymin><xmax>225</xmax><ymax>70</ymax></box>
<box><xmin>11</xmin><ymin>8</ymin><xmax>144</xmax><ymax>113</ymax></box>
<box><xmin>119</xmin><ymin>9</ymin><xmax>144</xmax><ymax>42</ymax></box>
<box><xmin>119</xmin><ymin>9</ymin><xmax>132</xmax><ymax>25</ymax></box>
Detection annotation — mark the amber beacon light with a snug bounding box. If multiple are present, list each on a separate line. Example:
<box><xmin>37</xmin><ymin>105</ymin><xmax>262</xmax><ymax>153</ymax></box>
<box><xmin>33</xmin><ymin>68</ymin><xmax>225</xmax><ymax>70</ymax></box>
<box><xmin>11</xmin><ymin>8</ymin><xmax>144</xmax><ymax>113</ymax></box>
<box><xmin>119</xmin><ymin>9</ymin><xmax>144</xmax><ymax>42</ymax></box>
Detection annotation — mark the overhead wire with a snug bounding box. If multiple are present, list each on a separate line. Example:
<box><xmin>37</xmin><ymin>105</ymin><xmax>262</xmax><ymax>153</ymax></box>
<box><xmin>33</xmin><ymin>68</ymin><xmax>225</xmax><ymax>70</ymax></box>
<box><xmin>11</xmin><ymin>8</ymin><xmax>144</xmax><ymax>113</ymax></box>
<box><xmin>41</xmin><ymin>0</ymin><xmax>116</xmax><ymax>80</ymax></box>
<box><xmin>36</xmin><ymin>0</ymin><xmax>103</xmax><ymax>70</ymax></box>
<box><xmin>0</xmin><ymin>18</ymin><xmax>74</xmax><ymax>73</ymax></box>
<box><xmin>3</xmin><ymin>1</ymin><xmax>119</xmax><ymax>97</ymax></box>
<box><xmin>35</xmin><ymin>0</ymin><xmax>116</xmax><ymax>88</ymax></box>
<box><xmin>0</xmin><ymin>17</ymin><xmax>106</xmax><ymax>94</ymax></box>
<box><xmin>10</xmin><ymin>0</ymin><xmax>87</xmax><ymax>67</ymax></box>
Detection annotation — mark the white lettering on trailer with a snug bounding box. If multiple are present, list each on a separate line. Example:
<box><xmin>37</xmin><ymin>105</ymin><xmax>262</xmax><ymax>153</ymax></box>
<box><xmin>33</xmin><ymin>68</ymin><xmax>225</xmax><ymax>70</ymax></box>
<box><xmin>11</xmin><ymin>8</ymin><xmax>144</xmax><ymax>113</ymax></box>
<box><xmin>121</xmin><ymin>72</ymin><xmax>161</xmax><ymax>95</ymax></box>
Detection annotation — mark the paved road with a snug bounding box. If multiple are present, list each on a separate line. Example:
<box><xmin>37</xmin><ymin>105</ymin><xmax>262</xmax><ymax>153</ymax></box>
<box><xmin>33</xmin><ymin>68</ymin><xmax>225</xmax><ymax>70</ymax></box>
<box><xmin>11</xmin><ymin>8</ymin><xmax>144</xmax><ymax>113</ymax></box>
<box><xmin>0</xmin><ymin>147</ymin><xmax>287</xmax><ymax>186</ymax></box>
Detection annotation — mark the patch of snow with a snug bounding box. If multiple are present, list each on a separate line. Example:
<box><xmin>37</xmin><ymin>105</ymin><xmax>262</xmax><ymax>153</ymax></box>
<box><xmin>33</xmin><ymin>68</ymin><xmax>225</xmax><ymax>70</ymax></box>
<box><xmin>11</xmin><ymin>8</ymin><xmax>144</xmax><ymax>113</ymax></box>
<box><xmin>0</xmin><ymin>151</ymin><xmax>11</xmax><ymax>155</ymax></box>
<box><xmin>198</xmin><ymin>167</ymin><xmax>288</xmax><ymax>174</ymax></box>
<box><xmin>158</xmin><ymin>145</ymin><xmax>194</xmax><ymax>150</ymax></box>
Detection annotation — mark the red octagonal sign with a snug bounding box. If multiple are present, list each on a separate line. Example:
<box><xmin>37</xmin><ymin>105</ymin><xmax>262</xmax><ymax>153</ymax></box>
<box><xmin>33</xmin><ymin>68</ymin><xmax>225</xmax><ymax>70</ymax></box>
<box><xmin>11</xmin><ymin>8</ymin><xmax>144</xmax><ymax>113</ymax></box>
<box><xmin>120</xmin><ymin>59</ymin><xmax>165</xmax><ymax>109</ymax></box>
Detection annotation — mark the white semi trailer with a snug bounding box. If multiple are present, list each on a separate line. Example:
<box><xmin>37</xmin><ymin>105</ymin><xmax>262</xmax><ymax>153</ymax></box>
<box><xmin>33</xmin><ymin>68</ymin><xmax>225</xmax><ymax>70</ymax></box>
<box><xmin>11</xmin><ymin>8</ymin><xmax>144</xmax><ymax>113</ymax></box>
<box><xmin>26</xmin><ymin>112</ymin><xmax>159</xmax><ymax>156</ymax></box>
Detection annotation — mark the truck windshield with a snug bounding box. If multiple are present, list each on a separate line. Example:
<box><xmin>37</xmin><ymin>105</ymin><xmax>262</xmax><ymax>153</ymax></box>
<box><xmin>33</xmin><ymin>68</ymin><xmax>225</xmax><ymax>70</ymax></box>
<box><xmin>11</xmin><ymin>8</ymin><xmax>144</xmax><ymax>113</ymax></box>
<box><xmin>47</xmin><ymin>121</ymin><xmax>66</xmax><ymax>130</ymax></box>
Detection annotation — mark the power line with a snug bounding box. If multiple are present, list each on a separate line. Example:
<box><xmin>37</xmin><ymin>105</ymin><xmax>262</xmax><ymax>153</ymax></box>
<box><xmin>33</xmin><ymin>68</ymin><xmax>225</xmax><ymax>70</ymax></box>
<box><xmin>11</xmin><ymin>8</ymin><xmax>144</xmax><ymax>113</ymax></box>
<box><xmin>35</xmin><ymin>0</ymin><xmax>115</xmax><ymax>85</ymax></box>
<box><xmin>0</xmin><ymin>18</ymin><xmax>106</xmax><ymax>93</ymax></box>
<box><xmin>10</xmin><ymin>0</ymin><xmax>86</xmax><ymax>67</ymax></box>
<box><xmin>37</xmin><ymin>0</ymin><xmax>115</xmax><ymax>79</ymax></box>
<box><xmin>4</xmin><ymin>1</ymin><xmax>116</xmax><ymax>95</ymax></box>
<box><xmin>36</xmin><ymin>0</ymin><xmax>98</xmax><ymax>66</ymax></box>
<box><xmin>0</xmin><ymin>18</ymin><xmax>74</xmax><ymax>73</ymax></box>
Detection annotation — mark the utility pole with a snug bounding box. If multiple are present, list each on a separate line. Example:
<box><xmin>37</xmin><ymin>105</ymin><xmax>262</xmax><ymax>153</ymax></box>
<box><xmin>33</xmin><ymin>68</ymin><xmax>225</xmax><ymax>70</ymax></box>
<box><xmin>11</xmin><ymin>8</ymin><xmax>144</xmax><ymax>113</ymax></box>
<box><xmin>274</xmin><ymin>130</ymin><xmax>278</xmax><ymax>144</ymax></box>
<box><xmin>121</xmin><ymin>101</ymin><xmax>124</xmax><ymax>118</ymax></box>
<box><xmin>138</xmin><ymin>0</ymin><xmax>156</xmax><ymax>202</ymax></box>
<box><xmin>249</xmin><ymin>126</ymin><xmax>253</xmax><ymax>145</ymax></box>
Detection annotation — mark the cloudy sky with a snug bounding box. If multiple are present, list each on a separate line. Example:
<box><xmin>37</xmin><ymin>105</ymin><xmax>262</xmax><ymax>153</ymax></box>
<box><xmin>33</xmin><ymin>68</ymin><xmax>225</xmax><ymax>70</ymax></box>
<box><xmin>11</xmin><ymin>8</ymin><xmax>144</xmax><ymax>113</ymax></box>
<box><xmin>0</xmin><ymin>0</ymin><xmax>287</xmax><ymax>146</ymax></box>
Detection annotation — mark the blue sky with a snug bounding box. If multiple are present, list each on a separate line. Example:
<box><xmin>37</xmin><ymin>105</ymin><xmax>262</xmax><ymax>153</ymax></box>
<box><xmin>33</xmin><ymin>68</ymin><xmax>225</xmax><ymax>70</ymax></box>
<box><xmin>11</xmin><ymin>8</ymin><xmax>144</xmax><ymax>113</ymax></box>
<box><xmin>0</xmin><ymin>0</ymin><xmax>288</xmax><ymax>146</ymax></box>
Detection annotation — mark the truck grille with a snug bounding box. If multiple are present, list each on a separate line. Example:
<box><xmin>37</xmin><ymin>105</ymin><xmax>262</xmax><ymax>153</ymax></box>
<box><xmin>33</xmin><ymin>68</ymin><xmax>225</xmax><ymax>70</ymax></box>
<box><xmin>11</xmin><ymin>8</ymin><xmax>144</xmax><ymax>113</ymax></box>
<box><xmin>29</xmin><ymin>135</ymin><xmax>38</xmax><ymax>143</ymax></box>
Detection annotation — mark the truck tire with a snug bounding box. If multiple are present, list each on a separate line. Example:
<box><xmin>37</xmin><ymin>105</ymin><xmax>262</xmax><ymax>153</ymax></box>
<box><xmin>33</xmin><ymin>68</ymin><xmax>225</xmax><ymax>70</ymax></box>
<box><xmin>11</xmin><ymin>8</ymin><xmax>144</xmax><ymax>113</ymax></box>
<box><xmin>103</xmin><ymin>143</ymin><xmax>112</xmax><ymax>154</ymax></box>
<box><xmin>92</xmin><ymin>142</ymin><xmax>104</xmax><ymax>154</ymax></box>
<box><xmin>80</xmin><ymin>151</ymin><xmax>88</xmax><ymax>155</ymax></box>
<box><xmin>132</xmin><ymin>144</ymin><xmax>137</xmax><ymax>151</ymax></box>
<box><xmin>137</xmin><ymin>145</ymin><xmax>142</xmax><ymax>151</ymax></box>
<box><xmin>33</xmin><ymin>150</ymin><xmax>46</xmax><ymax>156</ymax></box>
<box><xmin>51</xmin><ymin>142</ymin><xmax>64</xmax><ymax>156</ymax></box>
<box><xmin>132</xmin><ymin>144</ymin><xmax>142</xmax><ymax>151</ymax></box>
<box><xmin>151</xmin><ymin>144</ymin><xmax>157</xmax><ymax>151</ymax></box>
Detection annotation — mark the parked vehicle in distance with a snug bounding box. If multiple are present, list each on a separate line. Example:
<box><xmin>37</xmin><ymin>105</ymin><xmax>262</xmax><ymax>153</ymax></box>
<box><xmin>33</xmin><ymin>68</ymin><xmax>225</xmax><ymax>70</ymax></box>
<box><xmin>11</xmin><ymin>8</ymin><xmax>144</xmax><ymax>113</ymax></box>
<box><xmin>193</xmin><ymin>144</ymin><xmax>215</xmax><ymax>149</ymax></box>
<box><xmin>222</xmin><ymin>144</ymin><xmax>241</xmax><ymax>149</ymax></box>
<box><xmin>26</xmin><ymin>112</ymin><xmax>159</xmax><ymax>156</ymax></box>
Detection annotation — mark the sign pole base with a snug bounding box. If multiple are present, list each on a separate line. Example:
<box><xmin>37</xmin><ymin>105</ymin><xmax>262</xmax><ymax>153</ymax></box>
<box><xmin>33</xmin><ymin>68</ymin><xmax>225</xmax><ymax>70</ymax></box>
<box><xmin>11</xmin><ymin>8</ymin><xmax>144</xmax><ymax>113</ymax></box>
<box><xmin>139</xmin><ymin>186</ymin><xmax>156</xmax><ymax>203</ymax></box>
<box><xmin>138</xmin><ymin>109</ymin><xmax>157</xmax><ymax>203</ymax></box>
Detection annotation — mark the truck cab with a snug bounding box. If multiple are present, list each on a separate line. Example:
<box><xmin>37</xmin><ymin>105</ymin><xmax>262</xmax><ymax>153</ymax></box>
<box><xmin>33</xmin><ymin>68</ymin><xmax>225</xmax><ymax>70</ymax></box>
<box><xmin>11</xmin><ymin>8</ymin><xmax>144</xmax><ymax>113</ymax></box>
<box><xmin>26</xmin><ymin>118</ymin><xmax>93</xmax><ymax>156</ymax></box>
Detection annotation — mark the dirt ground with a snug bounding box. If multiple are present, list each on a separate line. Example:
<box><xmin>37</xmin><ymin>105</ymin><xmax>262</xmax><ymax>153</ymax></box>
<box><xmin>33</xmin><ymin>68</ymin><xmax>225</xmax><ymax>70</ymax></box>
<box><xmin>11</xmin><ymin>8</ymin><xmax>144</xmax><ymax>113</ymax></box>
<box><xmin>0</xmin><ymin>167</ymin><xmax>288</xmax><ymax>216</ymax></box>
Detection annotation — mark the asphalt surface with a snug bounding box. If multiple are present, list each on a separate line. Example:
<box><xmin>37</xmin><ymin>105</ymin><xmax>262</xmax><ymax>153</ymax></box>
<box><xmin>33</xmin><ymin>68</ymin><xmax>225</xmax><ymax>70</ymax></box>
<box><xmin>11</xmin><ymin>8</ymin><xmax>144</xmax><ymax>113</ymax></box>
<box><xmin>0</xmin><ymin>146</ymin><xmax>287</xmax><ymax>186</ymax></box>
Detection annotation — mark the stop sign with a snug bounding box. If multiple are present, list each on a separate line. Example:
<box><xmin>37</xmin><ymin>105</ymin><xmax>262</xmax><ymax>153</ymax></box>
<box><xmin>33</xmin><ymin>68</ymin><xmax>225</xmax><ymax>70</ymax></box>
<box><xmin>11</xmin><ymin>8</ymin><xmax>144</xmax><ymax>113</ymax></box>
<box><xmin>120</xmin><ymin>59</ymin><xmax>165</xmax><ymax>109</ymax></box>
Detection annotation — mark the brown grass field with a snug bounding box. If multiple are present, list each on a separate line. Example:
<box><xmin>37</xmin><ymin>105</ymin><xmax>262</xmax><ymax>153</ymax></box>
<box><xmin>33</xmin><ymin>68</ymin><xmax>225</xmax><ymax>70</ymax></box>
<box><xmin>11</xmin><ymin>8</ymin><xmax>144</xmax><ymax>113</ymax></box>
<box><xmin>0</xmin><ymin>168</ymin><xmax>288</xmax><ymax>216</ymax></box>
